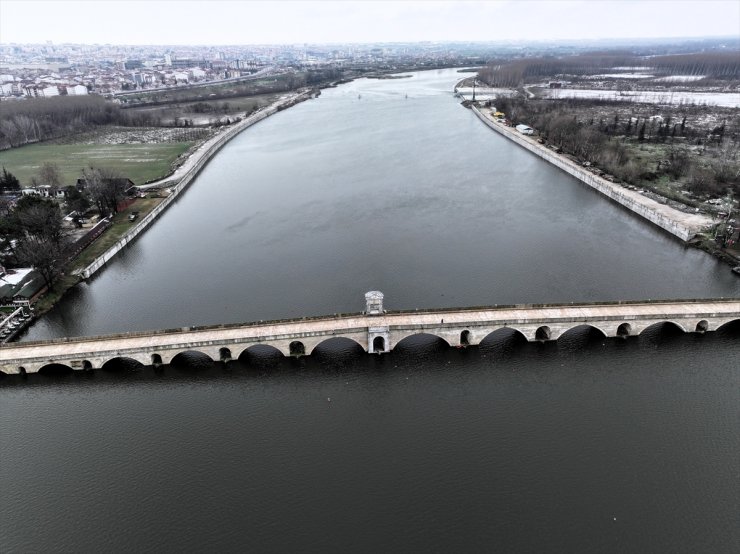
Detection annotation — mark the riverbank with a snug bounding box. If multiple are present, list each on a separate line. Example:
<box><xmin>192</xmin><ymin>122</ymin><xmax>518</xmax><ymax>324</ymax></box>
<box><xmin>470</xmin><ymin>105</ymin><xmax>716</xmax><ymax>242</ymax></box>
<box><xmin>78</xmin><ymin>89</ymin><xmax>313</xmax><ymax>279</ymax></box>
<box><xmin>20</xmin><ymin>90</ymin><xmax>314</xmax><ymax>325</ymax></box>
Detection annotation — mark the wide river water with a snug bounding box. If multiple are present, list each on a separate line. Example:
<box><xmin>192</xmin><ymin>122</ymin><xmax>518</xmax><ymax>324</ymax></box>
<box><xmin>2</xmin><ymin>69</ymin><xmax>739</xmax><ymax>552</ymax></box>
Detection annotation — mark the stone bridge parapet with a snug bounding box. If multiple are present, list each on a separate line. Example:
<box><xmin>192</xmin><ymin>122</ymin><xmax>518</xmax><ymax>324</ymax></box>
<box><xmin>2</xmin><ymin>295</ymin><xmax>739</xmax><ymax>374</ymax></box>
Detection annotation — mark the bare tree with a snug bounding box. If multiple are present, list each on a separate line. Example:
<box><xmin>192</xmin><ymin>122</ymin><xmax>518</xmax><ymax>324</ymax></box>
<box><xmin>38</xmin><ymin>162</ymin><xmax>64</xmax><ymax>188</ymax></box>
<box><xmin>14</xmin><ymin>238</ymin><xmax>63</xmax><ymax>290</ymax></box>
<box><xmin>81</xmin><ymin>166</ymin><xmax>128</xmax><ymax>216</ymax></box>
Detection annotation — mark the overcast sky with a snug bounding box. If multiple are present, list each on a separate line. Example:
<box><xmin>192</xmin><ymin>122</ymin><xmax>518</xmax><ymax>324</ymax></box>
<box><xmin>1</xmin><ymin>0</ymin><xmax>739</xmax><ymax>45</ymax></box>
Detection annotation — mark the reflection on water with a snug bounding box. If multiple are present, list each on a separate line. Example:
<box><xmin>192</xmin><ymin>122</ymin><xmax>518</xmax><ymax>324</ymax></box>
<box><xmin>2</xmin><ymin>326</ymin><xmax>739</xmax><ymax>552</ymax></box>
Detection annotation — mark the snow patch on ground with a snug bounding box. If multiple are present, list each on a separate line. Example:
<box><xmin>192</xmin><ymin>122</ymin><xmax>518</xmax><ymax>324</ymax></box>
<box><xmin>589</xmin><ymin>73</ymin><xmax>655</xmax><ymax>79</ymax></box>
<box><xmin>543</xmin><ymin>88</ymin><xmax>740</xmax><ymax>107</ymax></box>
<box><xmin>652</xmin><ymin>75</ymin><xmax>706</xmax><ymax>82</ymax></box>
<box><xmin>80</xmin><ymin>127</ymin><xmax>215</xmax><ymax>145</ymax></box>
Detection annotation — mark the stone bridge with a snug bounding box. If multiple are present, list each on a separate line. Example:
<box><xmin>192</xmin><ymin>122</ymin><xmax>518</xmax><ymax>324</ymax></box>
<box><xmin>1</xmin><ymin>292</ymin><xmax>739</xmax><ymax>374</ymax></box>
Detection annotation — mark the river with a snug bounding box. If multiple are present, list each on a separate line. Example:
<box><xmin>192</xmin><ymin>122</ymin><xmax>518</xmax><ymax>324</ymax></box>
<box><xmin>2</xmin><ymin>69</ymin><xmax>739</xmax><ymax>552</ymax></box>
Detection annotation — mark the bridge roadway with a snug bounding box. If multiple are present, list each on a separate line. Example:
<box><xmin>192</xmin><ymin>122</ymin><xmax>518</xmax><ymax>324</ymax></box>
<box><xmin>1</xmin><ymin>297</ymin><xmax>739</xmax><ymax>374</ymax></box>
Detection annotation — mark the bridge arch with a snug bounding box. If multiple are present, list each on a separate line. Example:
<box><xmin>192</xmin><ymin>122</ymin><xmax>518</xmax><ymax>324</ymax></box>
<box><xmin>640</xmin><ymin>320</ymin><xmax>687</xmax><ymax>336</ymax></box>
<box><xmin>151</xmin><ymin>353</ymin><xmax>163</xmax><ymax>366</ymax></box>
<box><xmin>478</xmin><ymin>327</ymin><xmax>529</xmax><ymax>357</ymax></box>
<box><xmin>239</xmin><ymin>344</ymin><xmax>284</xmax><ymax>358</ymax></box>
<box><xmin>460</xmin><ymin>330</ymin><xmax>471</xmax><ymax>346</ymax></box>
<box><xmin>311</xmin><ymin>337</ymin><xmax>365</xmax><ymax>357</ymax></box>
<box><xmin>238</xmin><ymin>344</ymin><xmax>284</xmax><ymax>366</ymax></box>
<box><xmin>716</xmin><ymin>318</ymin><xmax>740</xmax><ymax>333</ymax></box>
<box><xmin>479</xmin><ymin>327</ymin><xmax>528</xmax><ymax>346</ymax></box>
<box><xmin>393</xmin><ymin>332</ymin><xmax>450</xmax><ymax>352</ymax></box>
<box><xmin>38</xmin><ymin>363</ymin><xmax>74</xmax><ymax>375</ymax></box>
<box><xmin>558</xmin><ymin>324</ymin><xmax>607</xmax><ymax>342</ymax></box>
<box><xmin>101</xmin><ymin>357</ymin><xmax>144</xmax><ymax>371</ymax></box>
<box><xmin>695</xmin><ymin>320</ymin><xmax>709</xmax><ymax>333</ymax></box>
<box><xmin>170</xmin><ymin>350</ymin><xmax>214</xmax><ymax>368</ymax></box>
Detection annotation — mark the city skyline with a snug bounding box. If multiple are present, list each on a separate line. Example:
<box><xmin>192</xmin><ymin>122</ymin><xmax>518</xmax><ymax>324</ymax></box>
<box><xmin>1</xmin><ymin>0</ymin><xmax>739</xmax><ymax>46</ymax></box>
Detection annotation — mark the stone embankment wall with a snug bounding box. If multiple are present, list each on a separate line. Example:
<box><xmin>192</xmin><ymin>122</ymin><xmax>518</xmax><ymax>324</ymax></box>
<box><xmin>79</xmin><ymin>91</ymin><xmax>312</xmax><ymax>279</ymax></box>
<box><xmin>471</xmin><ymin>106</ymin><xmax>714</xmax><ymax>242</ymax></box>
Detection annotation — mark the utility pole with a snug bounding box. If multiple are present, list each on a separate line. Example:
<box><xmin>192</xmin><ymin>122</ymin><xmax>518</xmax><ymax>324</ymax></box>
<box><xmin>472</xmin><ymin>79</ymin><xmax>476</xmax><ymax>102</ymax></box>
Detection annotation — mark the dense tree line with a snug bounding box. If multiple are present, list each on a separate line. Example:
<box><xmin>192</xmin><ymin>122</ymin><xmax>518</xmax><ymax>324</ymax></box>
<box><xmin>492</xmin><ymin>96</ymin><xmax>740</xmax><ymax>197</ymax></box>
<box><xmin>478</xmin><ymin>51</ymin><xmax>740</xmax><ymax>87</ymax></box>
<box><xmin>650</xmin><ymin>52</ymin><xmax>740</xmax><ymax>80</ymax></box>
<box><xmin>304</xmin><ymin>68</ymin><xmax>343</xmax><ymax>85</ymax></box>
<box><xmin>0</xmin><ymin>163</ymin><xmax>129</xmax><ymax>288</ymax></box>
<box><xmin>120</xmin><ymin>73</ymin><xmax>303</xmax><ymax>108</ymax></box>
<box><xmin>0</xmin><ymin>95</ymin><xmax>160</xmax><ymax>149</ymax></box>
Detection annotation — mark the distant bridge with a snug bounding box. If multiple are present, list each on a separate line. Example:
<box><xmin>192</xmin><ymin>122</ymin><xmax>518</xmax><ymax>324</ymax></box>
<box><xmin>1</xmin><ymin>293</ymin><xmax>739</xmax><ymax>375</ymax></box>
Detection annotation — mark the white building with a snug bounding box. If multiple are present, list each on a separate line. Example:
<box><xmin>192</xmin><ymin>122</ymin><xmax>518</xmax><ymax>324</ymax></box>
<box><xmin>40</xmin><ymin>85</ymin><xmax>60</xmax><ymax>97</ymax></box>
<box><xmin>67</xmin><ymin>84</ymin><xmax>88</xmax><ymax>95</ymax></box>
<box><xmin>21</xmin><ymin>186</ymin><xmax>67</xmax><ymax>199</ymax></box>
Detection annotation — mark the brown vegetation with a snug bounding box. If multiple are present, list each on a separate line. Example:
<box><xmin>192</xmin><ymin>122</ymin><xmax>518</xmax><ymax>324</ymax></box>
<box><xmin>490</xmin><ymin>95</ymin><xmax>740</xmax><ymax>199</ymax></box>
<box><xmin>0</xmin><ymin>95</ymin><xmax>160</xmax><ymax>150</ymax></box>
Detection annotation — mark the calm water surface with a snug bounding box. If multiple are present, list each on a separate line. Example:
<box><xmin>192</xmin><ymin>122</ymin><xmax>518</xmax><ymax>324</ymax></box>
<box><xmin>2</xmin><ymin>69</ymin><xmax>739</xmax><ymax>552</ymax></box>
<box><xmin>2</xmin><ymin>331</ymin><xmax>739</xmax><ymax>553</ymax></box>
<box><xmin>20</xmin><ymin>69</ymin><xmax>740</xmax><ymax>340</ymax></box>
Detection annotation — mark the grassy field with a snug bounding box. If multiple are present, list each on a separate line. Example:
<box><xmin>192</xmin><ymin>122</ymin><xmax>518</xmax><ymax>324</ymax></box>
<box><xmin>0</xmin><ymin>142</ymin><xmax>192</xmax><ymax>188</ymax></box>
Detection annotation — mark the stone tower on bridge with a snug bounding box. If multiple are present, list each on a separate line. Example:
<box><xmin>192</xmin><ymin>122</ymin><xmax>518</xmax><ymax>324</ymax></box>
<box><xmin>365</xmin><ymin>291</ymin><xmax>388</xmax><ymax>353</ymax></box>
<box><xmin>364</xmin><ymin>291</ymin><xmax>385</xmax><ymax>315</ymax></box>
